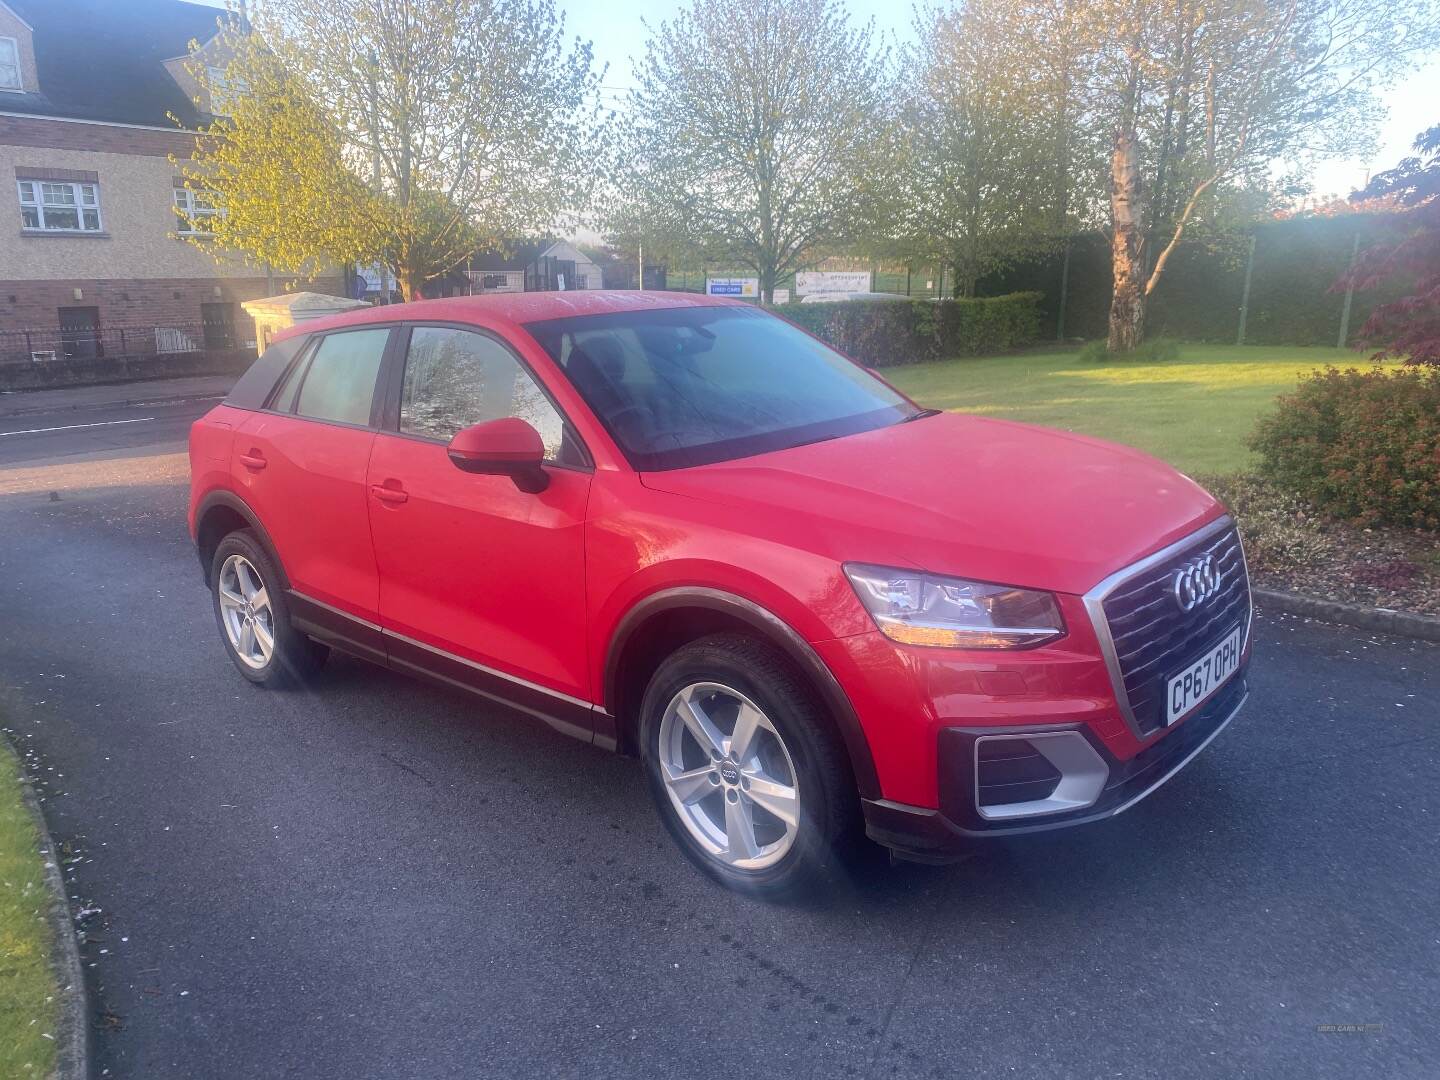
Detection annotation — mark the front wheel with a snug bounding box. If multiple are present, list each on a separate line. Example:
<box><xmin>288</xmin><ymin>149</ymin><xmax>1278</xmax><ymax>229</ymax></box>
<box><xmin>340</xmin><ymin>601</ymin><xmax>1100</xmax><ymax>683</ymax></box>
<box><xmin>211</xmin><ymin>530</ymin><xmax>327</xmax><ymax>687</ymax></box>
<box><xmin>639</xmin><ymin>634</ymin><xmax>861</xmax><ymax>898</ymax></box>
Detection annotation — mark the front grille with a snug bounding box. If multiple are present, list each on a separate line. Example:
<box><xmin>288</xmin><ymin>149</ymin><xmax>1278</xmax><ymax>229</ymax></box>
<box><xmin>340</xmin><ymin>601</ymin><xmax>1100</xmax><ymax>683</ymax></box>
<box><xmin>1098</xmin><ymin>522</ymin><xmax>1251</xmax><ymax>736</ymax></box>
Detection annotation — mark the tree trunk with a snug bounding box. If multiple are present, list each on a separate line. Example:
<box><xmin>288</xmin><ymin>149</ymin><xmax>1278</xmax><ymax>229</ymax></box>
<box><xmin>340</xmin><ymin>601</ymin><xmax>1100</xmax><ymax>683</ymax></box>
<box><xmin>396</xmin><ymin>264</ymin><xmax>424</xmax><ymax>303</ymax></box>
<box><xmin>1107</xmin><ymin>129</ymin><xmax>1146</xmax><ymax>352</ymax></box>
<box><xmin>759</xmin><ymin>262</ymin><xmax>777</xmax><ymax>305</ymax></box>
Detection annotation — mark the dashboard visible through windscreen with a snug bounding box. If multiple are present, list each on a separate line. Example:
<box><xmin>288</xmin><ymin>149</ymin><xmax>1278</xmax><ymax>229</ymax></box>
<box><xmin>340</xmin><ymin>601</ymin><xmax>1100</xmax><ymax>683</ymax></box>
<box><xmin>523</xmin><ymin>306</ymin><xmax>918</xmax><ymax>470</ymax></box>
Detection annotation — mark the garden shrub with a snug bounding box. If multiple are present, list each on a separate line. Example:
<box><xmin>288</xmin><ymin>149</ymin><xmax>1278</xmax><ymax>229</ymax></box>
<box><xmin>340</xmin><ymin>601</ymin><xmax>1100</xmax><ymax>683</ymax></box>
<box><xmin>770</xmin><ymin>292</ymin><xmax>1042</xmax><ymax>367</ymax></box>
<box><xmin>1249</xmin><ymin>366</ymin><xmax>1440</xmax><ymax>530</ymax></box>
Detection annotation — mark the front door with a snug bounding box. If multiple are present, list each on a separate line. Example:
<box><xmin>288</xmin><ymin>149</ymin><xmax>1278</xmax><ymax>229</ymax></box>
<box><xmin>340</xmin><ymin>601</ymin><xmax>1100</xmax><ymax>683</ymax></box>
<box><xmin>58</xmin><ymin>306</ymin><xmax>101</xmax><ymax>359</ymax></box>
<box><xmin>366</xmin><ymin>325</ymin><xmax>594</xmax><ymax>724</ymax></box>
<box><xmin>232</xmin><ymin>326</ymin><xmax>391</xmax><ymax>640</ymax></box>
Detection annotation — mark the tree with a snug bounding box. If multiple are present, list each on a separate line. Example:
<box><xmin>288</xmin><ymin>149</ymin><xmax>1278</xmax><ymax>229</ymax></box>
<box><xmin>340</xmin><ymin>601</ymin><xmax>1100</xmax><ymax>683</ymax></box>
<box><xmin>891</xmin><ymin>0</ymin><xmax>1104</xmax><ymax>297</ymax></box>
<box><xmin>612</xmin><ymin>0</ymin><xmax>892</xmax><ymax>302</ymax></box>
<box><xmin>1081</xmin><ymin>0</ymin><xmax>1440</xmax><ymax>351</ymax></box>
<box><xmin>1341</xmin><ymin>124</ymin><xmax>1440</xmax><ymax>366</ymax></box>
<box><xmin>178</xmin><ymin>0</ymin><xmax>605</xmax><ymax>300</ymax></box>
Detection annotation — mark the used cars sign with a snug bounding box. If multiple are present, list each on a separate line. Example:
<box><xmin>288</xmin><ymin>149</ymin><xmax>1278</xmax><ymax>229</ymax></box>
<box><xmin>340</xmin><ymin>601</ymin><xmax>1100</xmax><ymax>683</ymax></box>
<box><xmin>705</xmin><ymin>277</ymin><xmax>759</xmax><ymax>297</ymax></box>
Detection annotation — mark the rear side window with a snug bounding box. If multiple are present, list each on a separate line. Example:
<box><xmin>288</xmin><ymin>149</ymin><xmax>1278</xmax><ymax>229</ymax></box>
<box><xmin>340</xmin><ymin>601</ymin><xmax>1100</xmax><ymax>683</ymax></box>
<box><xmin>399</xmin><ymin>327</ymin><xmax>576</xmax><ymax>463</ymax></box>
<box><xmin>224</xmin><ymin>334</ymin><xmax>306</xmax><ymax>411</ymax></box>
<box><xmin>268</xmin><ymin>343</ymin><xmax>308</xmax><ymax>413</ymax></box>
<box><xmin>295</xmin><ymin>329</ymin><xmax>389</xmax><ymax>426</ymax></box>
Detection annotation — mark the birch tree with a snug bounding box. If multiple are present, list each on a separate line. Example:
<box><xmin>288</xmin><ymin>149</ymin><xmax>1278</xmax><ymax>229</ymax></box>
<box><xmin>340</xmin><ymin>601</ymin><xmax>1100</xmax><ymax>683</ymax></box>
<box><xmin>1085</xmin><ymin>0</ymin><xmax>1440</xmax><ymax>351</ymax></box>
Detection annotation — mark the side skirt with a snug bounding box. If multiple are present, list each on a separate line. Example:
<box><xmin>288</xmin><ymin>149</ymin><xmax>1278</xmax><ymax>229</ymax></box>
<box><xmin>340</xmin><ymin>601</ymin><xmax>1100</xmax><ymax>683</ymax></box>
<box><xmin>286</xmin><ymin>590</ymin><xmax>606</xmax><ymax>747</ymax></box>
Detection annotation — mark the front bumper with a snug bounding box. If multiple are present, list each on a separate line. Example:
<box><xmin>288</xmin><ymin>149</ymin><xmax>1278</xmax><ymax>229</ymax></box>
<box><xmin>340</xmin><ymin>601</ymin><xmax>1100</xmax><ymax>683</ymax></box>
<box><xmin>862</xmin><ymin>669</ymin><xmax>1247</xmax><ymax>862</ymax></box>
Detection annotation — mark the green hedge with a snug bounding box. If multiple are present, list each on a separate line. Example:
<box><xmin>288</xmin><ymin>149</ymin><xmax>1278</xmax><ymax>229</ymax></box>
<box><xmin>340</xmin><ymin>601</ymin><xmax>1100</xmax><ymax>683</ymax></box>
<box><xmin>769</xmin><ymin>292</ymin><xmax>1043</xmax><ymax>367</ymax></box>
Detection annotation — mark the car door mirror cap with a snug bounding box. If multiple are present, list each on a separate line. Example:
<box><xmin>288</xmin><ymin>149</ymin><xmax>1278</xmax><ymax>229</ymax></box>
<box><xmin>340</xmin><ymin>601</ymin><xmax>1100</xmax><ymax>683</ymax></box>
<box><xmin>446</xmin><ymin>418</ymin><xmax>550</xmax><ymax>493</ymax></box>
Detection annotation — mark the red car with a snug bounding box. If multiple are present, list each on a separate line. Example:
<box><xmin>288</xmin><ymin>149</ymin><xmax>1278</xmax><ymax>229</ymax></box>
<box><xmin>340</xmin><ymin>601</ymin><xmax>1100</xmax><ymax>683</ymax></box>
<box><xmin>189</xmin><ymin>292</ymin><xmax>1251</xmax><ymax>896</ymax></box>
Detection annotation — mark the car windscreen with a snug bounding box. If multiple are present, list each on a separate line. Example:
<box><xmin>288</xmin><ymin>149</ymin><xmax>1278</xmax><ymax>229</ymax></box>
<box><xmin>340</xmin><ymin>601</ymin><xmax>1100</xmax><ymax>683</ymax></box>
<box><xmin>522</xmin><ymin>306</ymin><xmax>918</xmax><ymax>470</ymax></box>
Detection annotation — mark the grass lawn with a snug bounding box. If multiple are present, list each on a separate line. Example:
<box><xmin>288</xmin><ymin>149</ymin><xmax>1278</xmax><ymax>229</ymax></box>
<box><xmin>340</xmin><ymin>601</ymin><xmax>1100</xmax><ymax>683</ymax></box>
<box><xmin>0</xmin><ymin>743</ymin><xmax>57</xmax><ymax>1079</ymax></box>
<box><xmin>886</xmin><ymin>343</ymin><xmax>1363</xmax><ymax>474</ymax></box>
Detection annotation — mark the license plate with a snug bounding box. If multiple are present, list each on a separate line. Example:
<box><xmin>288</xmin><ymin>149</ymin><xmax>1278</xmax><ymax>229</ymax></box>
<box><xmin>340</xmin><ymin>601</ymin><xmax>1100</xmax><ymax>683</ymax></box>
<box><xmin>1165</xmin><ymin>625</ymin><xmax>1243</xmax><ymax>725</ymax></box>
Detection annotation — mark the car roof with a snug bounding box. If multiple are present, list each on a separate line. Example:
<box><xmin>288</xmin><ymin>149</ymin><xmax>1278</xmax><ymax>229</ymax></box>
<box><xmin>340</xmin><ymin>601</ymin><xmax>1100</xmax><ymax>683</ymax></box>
<box><xmin>274</xmin><ymin>290</ymin><xmax>745</xmax><ymax>342</ymax></box>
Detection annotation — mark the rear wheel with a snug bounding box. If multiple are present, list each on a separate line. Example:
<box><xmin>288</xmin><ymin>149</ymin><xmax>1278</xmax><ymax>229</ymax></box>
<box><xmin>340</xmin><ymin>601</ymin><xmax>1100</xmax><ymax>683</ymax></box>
<box><xmin>211</xmin><ymin>530</ymin><xmax>327</xmax><ymax>687</ymax></box>
<box><xmin>639</xmin><ymin>634</ymin><xmax>860</xmax><ymax>898</ymax></box>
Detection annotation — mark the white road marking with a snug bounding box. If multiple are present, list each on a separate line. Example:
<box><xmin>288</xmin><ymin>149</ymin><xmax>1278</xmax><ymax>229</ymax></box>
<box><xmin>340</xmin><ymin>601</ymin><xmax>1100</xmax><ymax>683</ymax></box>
<box><xmin>0</xmin><ymin>417</ymin><xmax>157</xmax><ymax>437</ymax></box>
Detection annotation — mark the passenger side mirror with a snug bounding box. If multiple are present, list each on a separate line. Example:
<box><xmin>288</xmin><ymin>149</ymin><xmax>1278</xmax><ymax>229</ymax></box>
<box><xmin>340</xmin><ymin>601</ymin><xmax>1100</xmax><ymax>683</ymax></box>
<box><xmin>447</xmin><ymin>418</ymin><xmax>550</xmax><ymax>494</ymax></box>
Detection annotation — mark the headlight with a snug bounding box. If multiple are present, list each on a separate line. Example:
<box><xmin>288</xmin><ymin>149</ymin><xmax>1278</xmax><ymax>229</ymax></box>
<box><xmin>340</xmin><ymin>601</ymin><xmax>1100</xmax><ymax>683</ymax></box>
<box><xmin>843</xmin><ymin>564</ymin><xmax>1064</xmax><ymax>649</ymax></box>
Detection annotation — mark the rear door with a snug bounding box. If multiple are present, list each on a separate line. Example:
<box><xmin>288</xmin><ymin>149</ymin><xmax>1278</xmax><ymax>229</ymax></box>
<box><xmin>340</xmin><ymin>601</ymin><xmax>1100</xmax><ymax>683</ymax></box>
<box><xmin>232</xmin><ymin>326</ymin><xmax>393</xmax><ymax>642</ymax></box>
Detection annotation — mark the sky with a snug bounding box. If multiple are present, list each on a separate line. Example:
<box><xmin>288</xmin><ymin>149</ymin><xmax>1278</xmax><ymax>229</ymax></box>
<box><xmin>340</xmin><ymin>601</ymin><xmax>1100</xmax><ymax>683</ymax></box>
<box><xmin>191</xmin><ymin>0</ymin><xmax>1436</xmax><ymax>201</ymax></box>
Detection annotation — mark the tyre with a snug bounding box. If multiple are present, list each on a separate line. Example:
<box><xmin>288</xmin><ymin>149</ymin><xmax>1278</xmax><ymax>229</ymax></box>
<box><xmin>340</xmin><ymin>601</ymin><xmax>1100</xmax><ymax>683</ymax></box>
<box><xmin>210</xmin><ymin>529</ymin><xmax>328</xmax><ymax>687</ymax></box>
<box><xmin>639</xmin><ymin>633</ymin><xmax>861</xmax><ymax>898</ymax></box>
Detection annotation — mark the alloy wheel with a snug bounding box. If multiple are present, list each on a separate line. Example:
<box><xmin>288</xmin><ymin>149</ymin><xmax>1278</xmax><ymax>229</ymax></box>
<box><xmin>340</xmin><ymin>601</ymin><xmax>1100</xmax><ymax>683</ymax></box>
<box><xmin>657</xmin><ymin>681</ymin><xmax>801</xmax><ymax>870</ymax></box>
<box><xmin>217</xmin><ymin>554</ymin><xmax>275</xmax><ymax>670</ymax></box>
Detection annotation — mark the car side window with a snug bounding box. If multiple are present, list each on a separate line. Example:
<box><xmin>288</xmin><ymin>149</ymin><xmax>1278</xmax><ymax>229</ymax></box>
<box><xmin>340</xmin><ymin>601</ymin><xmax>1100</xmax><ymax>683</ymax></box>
<box><xmin>400</xmin><ymin>327</ymin><xmax>573</xmax><ymax>463</ymax></box>
<box><xmin>267</xmin><ymin>340</ymin><xmax>311</xmax><ymax>414</ymax></box>
<box><xmin>294</xmin><ymin>328</ymin><xmax>389</xmax><ymax>427</ymax></box>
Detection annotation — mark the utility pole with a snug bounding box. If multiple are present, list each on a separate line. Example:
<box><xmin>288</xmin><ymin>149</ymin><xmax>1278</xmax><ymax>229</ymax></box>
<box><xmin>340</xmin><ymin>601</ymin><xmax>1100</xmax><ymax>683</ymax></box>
<box><xmin>1337</xmin><ymin>231</ymin><xmax>1361</xmax><ymax>349</ymax></box>
<box><xmin>637</xmin><ymin>239</ymin><xmax>644</xmax><ymax>291</ymax></box>
<box><xmin>1236</xmin><ymin>232</ymin><xmax>1257</xmax><ymax>346</ymax></box>
<box><xmin>1056</xmin><ymin>240</ymin><xmax>1072</xmax><ymax>341</ymax></box>
<box><xmin>367</xmin><ymin>51</ymin><xmax>389</xmax><ymax>304</ymax></box>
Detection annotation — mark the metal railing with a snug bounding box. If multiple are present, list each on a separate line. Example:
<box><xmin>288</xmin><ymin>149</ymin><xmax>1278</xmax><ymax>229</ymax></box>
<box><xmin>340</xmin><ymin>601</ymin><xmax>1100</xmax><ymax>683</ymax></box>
<box><xmin>0</xmin><ymin>321</ymin><xmax>255</xmax><ymax>366</ymax></box>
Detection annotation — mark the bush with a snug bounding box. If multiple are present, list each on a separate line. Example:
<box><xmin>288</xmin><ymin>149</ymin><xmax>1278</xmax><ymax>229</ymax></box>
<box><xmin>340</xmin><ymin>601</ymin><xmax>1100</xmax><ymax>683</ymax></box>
<box><xmin>1076</xmin><ymin>336</ymin><xmax>1181</xmax><ymax>364</ymax></box>
<box><xmin>769</xmin><ymin>292</ymin><xmax>1042</xmax><ymax>367</ymax></box>
<box><xmin>1249</xmin><ymin>366</ymin><xmax>1440</xmax><ymax>530</ymax></box>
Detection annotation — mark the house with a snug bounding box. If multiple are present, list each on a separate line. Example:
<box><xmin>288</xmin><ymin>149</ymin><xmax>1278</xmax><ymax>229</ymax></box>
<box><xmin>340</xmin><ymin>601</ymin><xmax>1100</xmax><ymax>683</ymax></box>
<box><xmin>464</xmin><ymin>239</ymin><xmax>603</xmax><ymax>295</ymax></box>
<box><xmin>0</xmin><ymin>0</ymin><xmax>344</xmax><ymax>360</ymax></box>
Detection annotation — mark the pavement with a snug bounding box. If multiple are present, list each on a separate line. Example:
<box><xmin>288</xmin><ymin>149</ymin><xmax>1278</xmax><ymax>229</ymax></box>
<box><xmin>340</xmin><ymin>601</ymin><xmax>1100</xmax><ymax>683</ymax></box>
<box><xmin>0</xmin><ymin>380</ymin><xmax>1436</xmax><ymax>1080</ymax></box>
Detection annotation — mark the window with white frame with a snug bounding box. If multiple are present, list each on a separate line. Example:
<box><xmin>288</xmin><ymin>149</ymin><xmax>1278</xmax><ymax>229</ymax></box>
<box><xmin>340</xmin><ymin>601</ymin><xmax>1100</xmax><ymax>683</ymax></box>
<box><xmin>173</xmin><ymin>187</ymin><xmax>221</xmax><ymax>235</ymax></box>
<box><xmin>18</xmin><ymin>180</ymin><xmax>102</xmax><ymax>232</ymax></box>
<box><xmin>205</xmin><ymin>65</ymin><xmax>247</xmax><ymax>115</ymax></box>
<box><xmin>0</xmin><ymin>37</ymin><xmax>22</xmax><ymax>92</ymax></box>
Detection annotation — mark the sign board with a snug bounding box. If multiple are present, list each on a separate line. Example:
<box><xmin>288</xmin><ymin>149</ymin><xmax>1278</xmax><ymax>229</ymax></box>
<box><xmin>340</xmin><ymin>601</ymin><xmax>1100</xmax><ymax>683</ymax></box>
<box><xmin>706</xmin><ymin>277</ymin><xmax>759</xmax><ymax>298</ymax></box>
<box><xmin>772</xmin><ymin>288</ymin><xmax>791</xmax><ymax>304</ymax></box>
<box><xmin>796</xmin><ymin>271</ymin><xmax>872</xmax><ymax>296</ymax></box>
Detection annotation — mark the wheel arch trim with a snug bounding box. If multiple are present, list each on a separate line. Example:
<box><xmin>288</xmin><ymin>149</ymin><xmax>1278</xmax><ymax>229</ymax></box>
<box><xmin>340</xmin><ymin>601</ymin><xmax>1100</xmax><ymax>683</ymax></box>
<box><xmin>603</xmin><ymin>587</ymin><xmax>881</xmax><ymax>799</ymax></box>
<box><xmin>193</xmin><ymin>490</ymin><xmax>288</xmax><ymax>590</ymax></box>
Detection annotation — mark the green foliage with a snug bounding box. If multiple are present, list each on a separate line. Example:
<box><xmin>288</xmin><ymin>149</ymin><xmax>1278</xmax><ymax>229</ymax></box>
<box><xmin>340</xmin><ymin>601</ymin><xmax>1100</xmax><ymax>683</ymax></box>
<box><xmin>181</xmin><ymin>0</ymin><xmax>606</xmax><ymax>298</ymax></box>
<box><xmin>1250</xmin><ymin>366</ymin><xmax>1440</xmax><ymax>530</ymax></box>
<box><xmin>1077</xmin><ymin>336</ymin><xmax>1179</xmax><ymax>363</ymax></box>
<box><xmin>771</xmin><ymin>293</ymin><xmax>1042</xmax><ymax>367</ymax></box>
<box><xmin>886</xmin><ymin>0</ymin><xmax>1103</xmax><ymax>291</ymax></box>
<box><xmin>609</xmin><ymin>0</ymin><xmax>893</xmax><ymax>300</ymax></box>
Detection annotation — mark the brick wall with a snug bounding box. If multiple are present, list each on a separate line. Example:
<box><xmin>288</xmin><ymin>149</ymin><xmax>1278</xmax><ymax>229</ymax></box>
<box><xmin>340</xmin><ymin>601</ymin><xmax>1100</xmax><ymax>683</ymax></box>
<box><xmin>0</xmin><ymin>275</ymin><xmax>347</xmax><ymax>336</ymax></box>
<box><xmin>0</xmin><ymin>114</ymin><xmax>198</xmax><ymax>157</ymax></box>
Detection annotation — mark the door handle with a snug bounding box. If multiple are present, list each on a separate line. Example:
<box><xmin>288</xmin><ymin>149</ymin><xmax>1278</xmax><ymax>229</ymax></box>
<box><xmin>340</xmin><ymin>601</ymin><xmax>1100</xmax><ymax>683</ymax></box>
<box><xmin>238</xmin><ymin>450</ymin><xmax>267</xmax><ymax>470</ymax></box>
<box><xmin>370</xmin><ymin>483</ymin><xmax>409</xmax><ymax>505</ymax></box>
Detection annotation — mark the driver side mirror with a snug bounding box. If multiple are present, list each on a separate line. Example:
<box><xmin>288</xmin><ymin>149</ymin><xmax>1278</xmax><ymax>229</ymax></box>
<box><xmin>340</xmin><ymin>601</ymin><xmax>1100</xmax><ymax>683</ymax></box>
<box><xmin>447</xmin><ymin>418</ymin><xmax>550</xmax><ymax>494</ymax></box>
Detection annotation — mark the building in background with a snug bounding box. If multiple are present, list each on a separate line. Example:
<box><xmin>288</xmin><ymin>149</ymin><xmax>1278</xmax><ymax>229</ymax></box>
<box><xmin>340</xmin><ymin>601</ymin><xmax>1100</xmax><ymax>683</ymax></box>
<box><xmin>0</xmin><ymin>0</ymin><xmax>343</xmax><ymax>361</ymax></box>
<box><xmin>463</xmin><ymin>240</ymin><xmax>603</xmax><ymax>295</ymax></box>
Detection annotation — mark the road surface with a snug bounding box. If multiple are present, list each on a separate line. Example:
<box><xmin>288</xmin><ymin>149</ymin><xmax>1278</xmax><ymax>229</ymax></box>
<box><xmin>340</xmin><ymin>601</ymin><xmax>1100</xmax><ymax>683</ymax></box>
<box><xmin>0</xmin><ymin>384</ymin><xmax>1435</xmax><ymax>1079</ymax></box>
